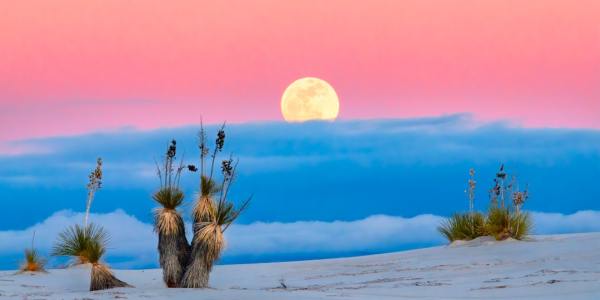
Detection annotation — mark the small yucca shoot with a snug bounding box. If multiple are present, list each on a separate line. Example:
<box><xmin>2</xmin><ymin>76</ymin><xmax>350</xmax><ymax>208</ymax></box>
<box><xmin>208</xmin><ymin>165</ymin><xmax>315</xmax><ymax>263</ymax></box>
<box><xmin>20</xmin><ymin>249</ymin><xmax>47</xmax><ymax>273</ymax></box>
<box><xmin>20</xmin><ymin>232</ymin><xmax>46</xmax><ymax>273</ymax></box>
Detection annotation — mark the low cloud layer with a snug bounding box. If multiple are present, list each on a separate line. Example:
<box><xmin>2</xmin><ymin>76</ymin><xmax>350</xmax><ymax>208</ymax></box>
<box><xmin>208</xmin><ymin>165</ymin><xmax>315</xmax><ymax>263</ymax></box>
<box><xmin>1</xmin><ymin>115</ymin><xmax>600</xmax><ymax>230</ymax></box>
<box><xmin>1</xmin><ymin>209</ymin><xmax>599</xmax><ymax>270</ymax></box>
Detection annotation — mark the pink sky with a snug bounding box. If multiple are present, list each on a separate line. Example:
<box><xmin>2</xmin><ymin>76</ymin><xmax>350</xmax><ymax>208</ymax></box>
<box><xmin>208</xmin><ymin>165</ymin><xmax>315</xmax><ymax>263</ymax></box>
<box><xmin>1</xmin><ymin>0</ymin><xmax>599</xmax><ymax>144</ymax></box>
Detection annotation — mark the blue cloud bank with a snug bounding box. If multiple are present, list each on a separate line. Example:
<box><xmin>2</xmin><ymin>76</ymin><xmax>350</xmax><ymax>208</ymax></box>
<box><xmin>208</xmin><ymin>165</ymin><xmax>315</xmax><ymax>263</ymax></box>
<box><xmin>0</xmin><ymin>114</ymin><xmax>599</xmax><ymax>269</ymax></box>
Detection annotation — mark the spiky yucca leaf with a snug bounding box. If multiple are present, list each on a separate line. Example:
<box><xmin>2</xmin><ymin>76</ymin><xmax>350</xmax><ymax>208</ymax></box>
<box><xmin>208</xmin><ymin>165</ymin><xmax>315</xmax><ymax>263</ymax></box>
<box><xmin>20</xmin><ymin>248</ymin><xmax>46</xmax><ymax>272</ymax></box>
<box><xmin>510</xmin><ymin>211</ymin><xmax>532</xmax><ymax>240</ymax></box>
<box><xmin>153</xmin><ymin>187</ymin><xmax>184</xmax><ymax>210</ymax></box>
<box><xmin>486</xmin><ymin>207</ymin><xmax>531</xmax><ymax>240</ymax></box>
<box><xmin>200</xmin><ymin>175</ymin><xmax>220</xmax><ymax>197</ymax></box>
<box><xmin>52</xmin><ymin>224</ymin><xmax>108</xmax><ymax>264</ymax></box>
<box><xmin>85</xmin><ymin>233</ymin><xmax>106</xmax><ymax>264</ymax></box>
<box><xmin>438</xmin><ymin>212</ymin><xmax>487</xmax><ymax>242</ymax></box>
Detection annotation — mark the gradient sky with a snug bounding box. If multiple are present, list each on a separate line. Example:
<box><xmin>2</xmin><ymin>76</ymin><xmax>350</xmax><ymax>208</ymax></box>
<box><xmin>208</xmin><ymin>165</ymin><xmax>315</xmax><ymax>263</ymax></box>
<box><xmin>1</xmin><ymin>0</ymin><xmax>599</xmax><ymax>148</ymax></box>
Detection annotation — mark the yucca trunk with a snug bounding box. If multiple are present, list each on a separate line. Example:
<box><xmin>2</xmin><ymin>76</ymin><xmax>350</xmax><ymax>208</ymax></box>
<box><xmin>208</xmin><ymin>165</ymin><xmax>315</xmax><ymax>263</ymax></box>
<box><xmin>180</xmin><ymin>247</ymin><xmax>210</xmax><ymax>288</ymax></box>
<box><xmin>180</xmin><ymin>196</ymin><xmax>219</xmax><ymax>288</ymax></box>
<box><xmin>90</xmin><ymin>263</ymin><xmax>130</xmax><ymax>291</ymax></box>
<box><xmin>181</xmin><ymin>228</ymin><xmax>224</xmax><ymax>288</ymax></box>
<box><xmin>155</xmin><ymin>209</ymin><xmax>190</xmax><ymax>287</ymax></box>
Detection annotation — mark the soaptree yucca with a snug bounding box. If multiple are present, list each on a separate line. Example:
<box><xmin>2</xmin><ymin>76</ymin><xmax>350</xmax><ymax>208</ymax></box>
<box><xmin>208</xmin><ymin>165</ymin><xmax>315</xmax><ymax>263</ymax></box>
<box><xmin>180</xmin><ymin>123</ymin><xmax>250</xmax><ymax>288</ymax></box>
<box><xmin>53</xmin><ymin>158</ymin><xmax>130</xmax><ymax>291</ymax></box>
<box><xmin>153</xmin><ymin>140</ymin><xmax>191</xmax><ymax>287</ymax></box>
<box><xmin>486</xmin><ymin>165</ymin><xmax>531</xmax><ymax>240</ymax></box>
<box><xmin>439</xmin><ymin>165</ymin><xmax>532</xmax><ymax>243</ymax></box>
<box><xmin>438</xmin><ymin>168</ymin><xmax>487</xmax><ymax>242</ymax></box>
<box><xmin>54</xmin><ymin>223</ymin><xmax>129</xmax><ymax>290</ymax></box>
<box><xmin>486</xmin><ymin>207</ymin><xmax>531</xmax><ymax>240</ymax></box>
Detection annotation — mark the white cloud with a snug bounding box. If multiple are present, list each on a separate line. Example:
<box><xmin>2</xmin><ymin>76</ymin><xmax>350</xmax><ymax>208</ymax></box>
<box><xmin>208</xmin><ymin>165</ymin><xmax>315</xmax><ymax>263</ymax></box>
<box><xmin>532</xmin><ymin>210</ymin><xmax>600</xmax><ymax>234</ymax></box>
<box><xmin>2</xmin><ymin>210</ymin><xmax>600</xmax><ymax>269</ymax></box>
<box><xmin>225</xmin><ymin>214</ymin><xmax>445</xmax><ymax>256</ymax></box>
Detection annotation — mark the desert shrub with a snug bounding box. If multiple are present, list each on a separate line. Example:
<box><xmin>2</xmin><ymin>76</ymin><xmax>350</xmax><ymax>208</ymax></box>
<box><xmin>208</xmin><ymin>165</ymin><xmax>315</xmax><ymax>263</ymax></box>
<box><xmin>439</xmin><ymin>165</ymin><xmax>532</xmax><ymax>242</ymax></box>
<box><xmin>486</xmin><ymin>207</ymin><xmax>531</xmax><ymax>240</ymax></box>
<box><xmin>20</xmin><ymin>248</ymin><xmax>46</xmax><ymax>272</ymax></box>
<box><xmin>438</xmin><ymin>212</ymin><xmax>487</xmax><ymax>242</ymax></box>
<box><xmin>20</xmin><ymin>232</ymin><xmax>46</xmax><ymax>272</ymax></box>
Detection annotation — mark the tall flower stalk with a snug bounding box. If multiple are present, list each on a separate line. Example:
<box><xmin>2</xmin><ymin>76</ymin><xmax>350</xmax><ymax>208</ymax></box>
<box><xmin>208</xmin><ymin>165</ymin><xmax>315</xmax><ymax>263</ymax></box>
<box><xmin>467</xmin><ymin>168</ymin><xmax>476</xmax><ymax>214</ymax></box>
<box><xmin>84</xmin><ymin>158</ymin><xmax>102</xmax><ymax>227</ymax></box>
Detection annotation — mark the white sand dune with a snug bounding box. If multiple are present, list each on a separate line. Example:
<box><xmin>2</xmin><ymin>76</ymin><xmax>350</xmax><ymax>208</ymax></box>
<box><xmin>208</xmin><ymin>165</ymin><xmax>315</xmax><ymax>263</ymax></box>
<box><xmin>2</xmin><ymin>232</ymin><xmax>600</xmax><ymax>299</ymax></box>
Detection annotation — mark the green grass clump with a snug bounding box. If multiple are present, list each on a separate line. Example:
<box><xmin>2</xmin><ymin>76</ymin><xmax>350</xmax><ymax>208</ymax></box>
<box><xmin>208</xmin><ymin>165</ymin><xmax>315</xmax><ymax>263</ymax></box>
<box><xmin>438</xmin><ymin>212</ymin><xmax>487</xmax><ymax>242</ymax></box>
<box><xmin>486</xmin><ymin>207</ymin><xmax>531</xmax><ymax>241</ymax></box>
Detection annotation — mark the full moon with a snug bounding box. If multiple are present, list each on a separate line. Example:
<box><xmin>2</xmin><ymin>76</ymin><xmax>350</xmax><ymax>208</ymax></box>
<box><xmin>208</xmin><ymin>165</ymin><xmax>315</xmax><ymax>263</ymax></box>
<box><xmin>281</xmin><ymin>77</ymin><xmax>340</xmax><ymax>122</ymax></box>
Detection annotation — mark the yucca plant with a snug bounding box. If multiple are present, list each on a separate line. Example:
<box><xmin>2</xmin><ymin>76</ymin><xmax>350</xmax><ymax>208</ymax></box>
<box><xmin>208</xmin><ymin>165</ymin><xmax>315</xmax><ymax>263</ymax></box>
<box><xmin>181</xmin><ymin>123</ymin><xmax>250</xmax><ymax>288</ymax></box>
<box><xmin>53</xmin><ymin>223</ymin><xmax>130</xmax><ymax>290</ymax></box>
<box><xmin>53</xmin><ymin>158</ymin><xmax>131</xmax><ymax>291</ymax></box>
<box><xmin>486</xmin><ymin>207</ymin><xmax>531</xmax><ymax>240</ymax></box>
<box><xmin>438</xmin><ymin>212</ymin><xmax>487</xmax><ymax>242</ymax></box>
<box><xmin>439</xmin><ymin>168</ymin><xmax>487</xmax><ymax>242</ymax></box>
<box><xmin>439</xmin><ymin>166</ymin><xmax>533</xmax><ymax>242</ymax></box>
<box><xmin>485</xmin><ymin>167</ymin><xmax>532</xmax><ymax>241</ymax></box>
<box><xmin>20</xmin><ymin>232</ymin><xmax>46</xmax><ymax>273</ymax></box>
<box><xmin>153</xmin><ymin>140</ymin><xmax>191</xmax><ymax>287</ymax></box>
